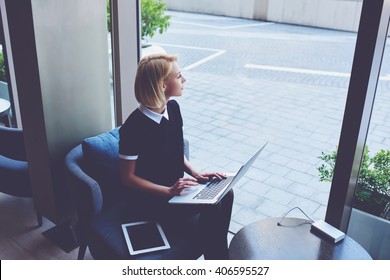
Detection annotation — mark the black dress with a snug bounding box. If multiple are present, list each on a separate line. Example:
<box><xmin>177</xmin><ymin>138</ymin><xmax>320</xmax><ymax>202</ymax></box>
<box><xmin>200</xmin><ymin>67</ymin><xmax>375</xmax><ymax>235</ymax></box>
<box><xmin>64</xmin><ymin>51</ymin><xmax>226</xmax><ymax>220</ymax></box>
<box><xmin>119</xmin><ymin>100</ymin><xmax>234</xmax><ymax>259</ymax></box>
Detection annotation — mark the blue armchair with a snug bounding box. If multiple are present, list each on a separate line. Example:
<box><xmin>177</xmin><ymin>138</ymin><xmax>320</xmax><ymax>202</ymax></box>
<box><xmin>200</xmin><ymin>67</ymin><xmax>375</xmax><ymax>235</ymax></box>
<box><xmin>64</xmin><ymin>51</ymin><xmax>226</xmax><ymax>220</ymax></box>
<box><xmin>0</xmin><ymin>126</ymin><xmax>42</xmax><ymax>226</ymax></box>
<box><xmin>64</xmin><ymin>127</ymin><xmax>202</xmax><ymax>260</ymax></box>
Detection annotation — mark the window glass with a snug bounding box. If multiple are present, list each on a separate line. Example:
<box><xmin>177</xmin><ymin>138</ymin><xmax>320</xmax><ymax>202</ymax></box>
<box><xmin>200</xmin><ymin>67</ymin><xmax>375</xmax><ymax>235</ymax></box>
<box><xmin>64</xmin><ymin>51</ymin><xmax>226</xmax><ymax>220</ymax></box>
<box><xmin>347</xmin><ymin>36</ymin><xmax>390</xmax><ymax>260</ymax></box>
<box><xmin>106</xmin><ymin>0</ymin><xmax>115</xmax><ymax>127</ymax></box>
<box><xmin>147</xmin><ymin>3</ymin><xmax>358</xmax><ymax>233</ymax></box>
<box><xmin>0</xmin><ymin>39</ymin><xmax>13</xmax><ymax>127</ymax></box>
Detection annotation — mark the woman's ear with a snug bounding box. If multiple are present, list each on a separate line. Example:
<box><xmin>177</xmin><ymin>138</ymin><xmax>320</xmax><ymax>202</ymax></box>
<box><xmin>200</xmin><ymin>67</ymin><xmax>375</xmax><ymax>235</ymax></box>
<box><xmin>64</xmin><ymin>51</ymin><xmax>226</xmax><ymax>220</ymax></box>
<box><xmin>160</xmin><ymin>79</ymin><xmax>166</xmax><ymax>88</ymax></box>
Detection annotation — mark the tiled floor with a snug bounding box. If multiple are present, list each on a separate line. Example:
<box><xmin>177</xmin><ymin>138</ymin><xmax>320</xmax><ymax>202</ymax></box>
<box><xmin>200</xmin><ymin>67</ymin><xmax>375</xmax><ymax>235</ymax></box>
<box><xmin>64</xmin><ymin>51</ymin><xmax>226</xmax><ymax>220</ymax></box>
<box><xmin>0</xmin><ymin>193</ymin><xmax>93</xmax><ymax>259</ymax></box>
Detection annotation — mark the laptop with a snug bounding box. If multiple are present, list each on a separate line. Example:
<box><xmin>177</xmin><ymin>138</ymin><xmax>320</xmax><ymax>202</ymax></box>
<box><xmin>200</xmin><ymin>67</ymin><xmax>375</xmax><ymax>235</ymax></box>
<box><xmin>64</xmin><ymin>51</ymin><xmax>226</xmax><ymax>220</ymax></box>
<box><xmin>168</xmin><ymin>141</ymin><xmax>268</xmax><ymax>205</ymax></box>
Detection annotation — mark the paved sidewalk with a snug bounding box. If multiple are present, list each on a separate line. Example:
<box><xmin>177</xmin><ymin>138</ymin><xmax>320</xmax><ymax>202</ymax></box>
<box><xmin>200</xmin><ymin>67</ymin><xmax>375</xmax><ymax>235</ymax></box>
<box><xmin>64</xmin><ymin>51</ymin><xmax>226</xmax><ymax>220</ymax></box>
<box><xmin>151</xmin><ymin>11</ymin><xmax>390</xmax><ymax>234</ymax></box>
<box><xmin>179</xmin><ymin>72</ymin><xmax>339</xmax><ymax>233</ymax></box>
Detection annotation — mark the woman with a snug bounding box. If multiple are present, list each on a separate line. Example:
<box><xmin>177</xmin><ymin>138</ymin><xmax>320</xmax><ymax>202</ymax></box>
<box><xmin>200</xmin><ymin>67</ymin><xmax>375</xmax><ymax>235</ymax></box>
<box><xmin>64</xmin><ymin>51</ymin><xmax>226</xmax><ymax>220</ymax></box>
<box><xmin>119</xmin><ymin>53</ymin><xmax>233</xmax><ymax>259</ymax></box>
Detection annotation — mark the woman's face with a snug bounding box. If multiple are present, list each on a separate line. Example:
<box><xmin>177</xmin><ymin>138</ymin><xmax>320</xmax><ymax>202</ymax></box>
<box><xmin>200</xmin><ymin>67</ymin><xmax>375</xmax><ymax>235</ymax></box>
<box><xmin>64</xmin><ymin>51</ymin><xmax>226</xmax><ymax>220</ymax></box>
<box><xmin>164</xmin><ymin>62</ymin><xmax>186</xmax><ymax>99</ymax></box>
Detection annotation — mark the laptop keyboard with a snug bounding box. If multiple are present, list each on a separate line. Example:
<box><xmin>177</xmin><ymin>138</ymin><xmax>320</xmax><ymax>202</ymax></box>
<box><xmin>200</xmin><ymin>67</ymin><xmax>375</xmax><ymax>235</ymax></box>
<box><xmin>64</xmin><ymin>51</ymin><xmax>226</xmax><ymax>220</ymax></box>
<box><xmin>194</xmin><ymin>176</ymin><xmax>233</xmax><ymax>200</ymax></box>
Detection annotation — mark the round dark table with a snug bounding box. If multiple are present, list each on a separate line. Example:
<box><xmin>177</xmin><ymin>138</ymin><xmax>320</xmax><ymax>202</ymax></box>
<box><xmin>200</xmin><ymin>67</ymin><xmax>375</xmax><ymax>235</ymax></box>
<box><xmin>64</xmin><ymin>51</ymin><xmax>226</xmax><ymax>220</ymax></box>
<box><xmin>229</xmin><ymin>218</ymin><xmax>372</xmax><ymax>260</ymax></box>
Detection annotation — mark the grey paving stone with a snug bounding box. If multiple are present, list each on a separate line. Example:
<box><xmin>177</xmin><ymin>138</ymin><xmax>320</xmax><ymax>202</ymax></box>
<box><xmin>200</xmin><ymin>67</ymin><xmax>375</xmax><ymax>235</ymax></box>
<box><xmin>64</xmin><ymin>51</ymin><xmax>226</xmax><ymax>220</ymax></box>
<box><xmin>263</xmin><ymin>162</ymin><xmax>291</xmax><ymax>177</ymax></box>
<box><xmin>234</xmin><ymin>190</ymin><xmax>265</xmax><ymax>209</ymax></box>
<box><xmin>255</xmin><ymin>199</ymin><xmax>290</xmax><ymax>218</ymax></box>
<box><xmin>241</xmin><ymin>179</ymin><xmax>272</xmax><ymax>196</ymax></box>
<box><xmin>312</xmin><ymin>205</ymin><xmax>327</xmax><ymax>221</ymax></box>
<box><xmin>229</xmin><ymin>220</ymin><xmax>244</xmax><ymax>234</ymax></box>
<box><xmin>285</xmin><ymin>170</ymin><xmax>316</xmax><ymax>184</ymax></box>
<box><xmin>287</xmin><ymin>182</ymin><xmax>317</xmax><ymax>199</ymax></box>
<box><xmin>263</xmin><ymin>175</ymin><xmax>294</xmax><ymax>189</ymax></box>
<box><xmin>265</xmin><ymin>188</ymin><xmax>296</xmax><ymax>205</ymax></box>
<box><xmin>232</xmin><ymin>207</ymin><xmax>268</xmax><ymax>227</ymax></box>
<box><xmin>287</xmin><ymin>196</ymin><xmax>322</xmax><ymax>217</ymax></box>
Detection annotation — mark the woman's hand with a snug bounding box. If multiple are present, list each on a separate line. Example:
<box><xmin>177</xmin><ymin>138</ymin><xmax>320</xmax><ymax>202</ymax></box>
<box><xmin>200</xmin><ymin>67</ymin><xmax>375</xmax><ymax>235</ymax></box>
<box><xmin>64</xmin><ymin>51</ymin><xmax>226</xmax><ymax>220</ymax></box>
<box><xmin>169</xmin><ymin>177</ymin><xmax>198</xmax><ymax>196</ymax></box>
<box><xmin>192</xmin><ymin>171</ymin><xmax>227</xmax><ymax>184</ymax></box>
<box><xmin>183</xmin><ymin>155</ymin><xmax>226</xmax><ymax>184</ymax></box>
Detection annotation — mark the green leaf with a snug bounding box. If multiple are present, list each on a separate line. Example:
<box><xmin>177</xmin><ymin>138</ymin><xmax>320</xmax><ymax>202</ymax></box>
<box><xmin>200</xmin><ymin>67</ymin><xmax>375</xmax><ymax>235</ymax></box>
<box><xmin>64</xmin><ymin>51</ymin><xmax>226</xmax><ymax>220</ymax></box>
<box><xmin>318</xmin><ymin>145</ymin><xmax>390</xmax><ymax>217</ymax></box>
<box><xmin>106</xmin><ymin>0</ymin><xmax>171</xmax><ymax>41</ymax></box>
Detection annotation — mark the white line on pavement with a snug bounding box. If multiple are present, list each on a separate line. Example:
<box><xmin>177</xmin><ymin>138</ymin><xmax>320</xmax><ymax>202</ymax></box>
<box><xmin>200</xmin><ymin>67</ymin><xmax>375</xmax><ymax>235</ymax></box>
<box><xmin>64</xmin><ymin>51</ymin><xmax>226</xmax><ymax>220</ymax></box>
<box><xmin>183</xmin><ymin>50</ymin><xmax>226</xmax><ymax>71</ymax></box>
<box><xmin>153</xmin><ymin>43</ymin><xmax>226</xmax><ymax>71</ymax></box>
<box><xmin>245</xmin><ymin>64</ymin><xmax>390</xmax><ymax>81</ymax></box>
<box><xmin>171</xmin><ymin>20</ymin><xmax>274</xmax><ymax>30</ymax></box>
<box><xmin>154</xmin><ymin>42</ymin><xmax>223</xmax><ymax>52</ymax></box>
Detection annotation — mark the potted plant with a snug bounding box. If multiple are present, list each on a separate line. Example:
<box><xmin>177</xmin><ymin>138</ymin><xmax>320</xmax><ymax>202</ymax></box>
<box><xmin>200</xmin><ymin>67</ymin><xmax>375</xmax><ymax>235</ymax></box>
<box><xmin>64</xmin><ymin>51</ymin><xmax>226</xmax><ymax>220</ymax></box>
<box><xmin>106</xmin><ymin>0</ymin><xmax>170</xmax><ymax>81</ymax></box>
<box><xmin>0</xmin><ymin>51</ymin><xmax>6</xmax><ymax>82</ymax></box>
<box><xmin>0</xmin><ymin>50</ymin><xmax>9</xmax><ymax>101</ymax></box>
<box><xmin>317</xmin><ymin>146</ymin><xmax>390</xmax><ymax>220</ymax></box>
<box><xmin>107</xmin><ymin>0</ymin><xmax>170</xmax><ymax>49</ymax></box>
<box><xmin>140</xmin><ymin>0</ymin><xmax>170</xmax><ymax>47</ymax></box>
<box><xmin>319</xmin><ymin>147</ymin><xmax>390</xmax><ymax>259</ymax></box>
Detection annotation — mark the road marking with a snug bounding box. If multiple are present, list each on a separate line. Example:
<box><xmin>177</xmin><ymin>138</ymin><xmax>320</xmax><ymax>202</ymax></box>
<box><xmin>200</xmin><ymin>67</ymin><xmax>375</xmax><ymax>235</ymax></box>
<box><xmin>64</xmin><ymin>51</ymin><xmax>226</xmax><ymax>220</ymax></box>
<box><xmin>155</xmin><ymin>42</ymin><xmax>223</xmax><ymax>52</ymax></box>
<box><xmin>183</xmin><ymin>50</ymin><xmax>226</xmax><ymax>71</ymax></box>
<box><xmin>245</xmin><ymin>64</ymin><xmax>390</xmax><ymax>81</ymax></box>
<box><xmin>171</xmin><ymin>20</ymin><xmax>274</xmax><ymax>30</ymax></box>
<box><xmin>153</xmin><ymin>43</ymin><xmax>226</xmax><ymax>70</ymax></box>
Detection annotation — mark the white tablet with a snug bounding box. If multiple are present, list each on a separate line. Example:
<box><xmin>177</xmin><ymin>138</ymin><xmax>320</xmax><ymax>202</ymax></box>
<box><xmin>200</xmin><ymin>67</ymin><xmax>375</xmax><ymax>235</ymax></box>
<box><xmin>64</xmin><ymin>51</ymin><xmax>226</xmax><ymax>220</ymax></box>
<box><xmin>121</xmin><ymin>221</ymin><xmax>170</xmax><ymax>255</ymax></box>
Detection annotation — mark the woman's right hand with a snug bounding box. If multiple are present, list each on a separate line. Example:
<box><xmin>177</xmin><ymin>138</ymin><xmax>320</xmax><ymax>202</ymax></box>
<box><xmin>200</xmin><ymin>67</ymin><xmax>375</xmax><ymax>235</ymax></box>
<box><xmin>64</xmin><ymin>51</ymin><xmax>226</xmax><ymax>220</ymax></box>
<box><xmin>169</xmin><ymin>177</ymin><xmax>198</xmax><ymax>196</ymax></box>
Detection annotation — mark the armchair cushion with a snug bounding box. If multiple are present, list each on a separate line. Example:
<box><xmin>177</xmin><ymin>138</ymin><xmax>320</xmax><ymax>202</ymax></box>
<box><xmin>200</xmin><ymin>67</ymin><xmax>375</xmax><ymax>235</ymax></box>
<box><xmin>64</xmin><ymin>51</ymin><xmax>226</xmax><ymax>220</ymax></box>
<box><xmin>82</xmin><ymin>127</ymin><xmax>125</xmax><ymax>209</ymax></box>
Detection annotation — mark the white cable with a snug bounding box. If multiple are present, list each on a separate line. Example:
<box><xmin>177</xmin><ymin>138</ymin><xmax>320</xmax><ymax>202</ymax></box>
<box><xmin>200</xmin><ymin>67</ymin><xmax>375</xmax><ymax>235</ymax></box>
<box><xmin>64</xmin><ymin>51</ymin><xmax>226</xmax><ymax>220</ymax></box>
<box><xmin>277</xmin><ymin>206</ymin><xmax>315</xmax><ymax>226</ymax></box>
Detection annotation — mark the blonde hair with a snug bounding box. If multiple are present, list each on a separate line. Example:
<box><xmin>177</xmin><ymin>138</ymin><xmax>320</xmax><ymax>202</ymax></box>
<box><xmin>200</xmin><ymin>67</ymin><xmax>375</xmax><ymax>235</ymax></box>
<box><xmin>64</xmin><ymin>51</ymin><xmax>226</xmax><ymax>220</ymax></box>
<box><xmin>134</xmin><ymin>53</ymin><xmax>177</xmax><ymax>109</ymax></box>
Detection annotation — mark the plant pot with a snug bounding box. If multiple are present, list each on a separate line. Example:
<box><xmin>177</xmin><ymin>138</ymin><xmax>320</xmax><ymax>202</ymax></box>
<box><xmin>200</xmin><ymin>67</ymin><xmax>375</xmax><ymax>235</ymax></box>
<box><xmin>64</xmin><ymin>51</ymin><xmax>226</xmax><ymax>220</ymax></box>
<box><xmin>353</xmin><ymin>199</ymin><xmax>388</xmax><ymax>218</ymax></box>
<box><xmin>0</xmin><ymin>80</ymin><xmax>9</xmax><ymax>101</ymax></box>
<box><xmin>141</xmin><ymin>44</ymin><xmax>166</xmax><ymax>58</ymax></box>
<box><xmin>353</xmin><ymin>184</ymin><xmax>390</xmax><ymax>219</ymax></box>
<box><xmin>348</xmin><ymin>208</ymin><xmax>390</xmax><ymax>259</ymax></box>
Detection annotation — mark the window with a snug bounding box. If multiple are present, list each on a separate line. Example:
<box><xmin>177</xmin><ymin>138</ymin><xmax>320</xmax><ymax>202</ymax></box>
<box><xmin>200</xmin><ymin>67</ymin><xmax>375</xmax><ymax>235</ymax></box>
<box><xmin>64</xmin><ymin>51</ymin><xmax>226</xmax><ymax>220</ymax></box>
<box><xmin>325</xmin><ymin>0</ymin><xmax>390</xmax><ymax>259</ymax></box>
<box><xmin>346</xmin><ymin>30</ymin><xmax>390</xmax><ymax>261</ymax></box>
<box><xmin>147</xmin><ymin>3</ymin><xmax>358</xmax><ymax>233</ymax></box>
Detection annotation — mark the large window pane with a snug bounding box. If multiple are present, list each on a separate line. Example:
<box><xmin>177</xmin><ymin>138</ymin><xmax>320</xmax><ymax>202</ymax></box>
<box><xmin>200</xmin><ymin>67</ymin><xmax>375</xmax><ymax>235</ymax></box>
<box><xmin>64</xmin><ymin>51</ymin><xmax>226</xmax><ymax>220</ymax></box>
<box><xmin>147</xmin><ymin>4</ymin><xmax>358</xmax><ymax>233</ymax></box>
<box><xmin>347</xmin><ymin>36</ymin><xmax>390</xmax><ymax>260</ymax></box>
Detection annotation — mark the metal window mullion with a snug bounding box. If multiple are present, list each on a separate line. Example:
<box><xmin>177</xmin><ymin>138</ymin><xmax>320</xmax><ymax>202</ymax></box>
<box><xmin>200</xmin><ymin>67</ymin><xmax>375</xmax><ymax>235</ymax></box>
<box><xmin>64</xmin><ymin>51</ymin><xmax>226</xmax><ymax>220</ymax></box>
<box><xmin>325</xmin><ymin>0</ymin><xmax>390</xmax><ymax>232</ymax></box>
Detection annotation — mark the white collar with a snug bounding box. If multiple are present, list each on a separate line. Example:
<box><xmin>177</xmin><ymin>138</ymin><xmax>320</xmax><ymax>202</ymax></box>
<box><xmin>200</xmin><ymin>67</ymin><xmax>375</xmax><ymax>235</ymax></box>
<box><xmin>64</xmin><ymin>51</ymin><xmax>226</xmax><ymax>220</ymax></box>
<box><xmin>138</xmin><ymin>104</ymin><xmax>169</xmax><ymax>124</ymax></box>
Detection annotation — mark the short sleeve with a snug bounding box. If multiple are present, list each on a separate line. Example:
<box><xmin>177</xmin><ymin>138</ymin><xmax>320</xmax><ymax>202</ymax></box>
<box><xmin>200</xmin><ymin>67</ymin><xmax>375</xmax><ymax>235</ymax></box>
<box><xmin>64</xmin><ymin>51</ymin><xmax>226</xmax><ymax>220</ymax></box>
<box><xmin>118</xmin><ymin>117</ymin><xmax>140</xmax><ymax>160</ymax></box>
<box><xmin>168</xmin><ymin>100</ymin><xmax>183</xmax><ymax>127</ymax></box>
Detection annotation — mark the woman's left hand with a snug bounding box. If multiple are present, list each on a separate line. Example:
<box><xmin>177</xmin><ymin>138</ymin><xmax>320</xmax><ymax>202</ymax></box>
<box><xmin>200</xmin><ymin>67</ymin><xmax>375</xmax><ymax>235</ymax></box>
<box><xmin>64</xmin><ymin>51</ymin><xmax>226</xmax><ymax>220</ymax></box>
<box><xmin>192</xmin><ymin>171</ymin><xmax>227</xmax><ymax>184</ymax></box>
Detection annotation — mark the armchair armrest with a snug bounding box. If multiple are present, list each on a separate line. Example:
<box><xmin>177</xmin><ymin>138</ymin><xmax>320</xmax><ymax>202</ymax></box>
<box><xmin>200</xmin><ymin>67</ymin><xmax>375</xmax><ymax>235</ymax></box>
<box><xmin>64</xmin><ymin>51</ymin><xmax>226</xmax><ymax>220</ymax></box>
<box><xmin>0</xmin><ymin>155</ymin><xmax>31</xmax><ymax>197</ymax></box>
<box><xmin>65</xmin><ymin>145</ymin><xmax>103</xmax><ymax>221</ymax></box>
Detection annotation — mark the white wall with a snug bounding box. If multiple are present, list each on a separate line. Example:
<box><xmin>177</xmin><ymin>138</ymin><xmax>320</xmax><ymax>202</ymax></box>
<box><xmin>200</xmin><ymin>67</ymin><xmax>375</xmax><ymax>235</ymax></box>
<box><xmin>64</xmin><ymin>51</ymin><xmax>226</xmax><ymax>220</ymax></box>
<box><xmin>166</xmin><ymin>0</ymin><xmax>363</xmax><ymax>32</ymax></box>
<box><xmin>166</xmin><ymin>0</ymin><xmax>256</xmax><ymax>19</ymax></box>
<box><xmin>266</xmin><ymin>0</ymin><xmax>362</xmax><ymax>32</ymax></box>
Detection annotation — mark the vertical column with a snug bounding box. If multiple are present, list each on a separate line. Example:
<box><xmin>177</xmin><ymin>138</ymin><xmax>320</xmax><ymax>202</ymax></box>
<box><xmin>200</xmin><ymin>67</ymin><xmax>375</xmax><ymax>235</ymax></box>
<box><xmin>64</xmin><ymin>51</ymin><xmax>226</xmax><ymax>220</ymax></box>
<box><xmin>4</xmin><ymin>0</ymin><xmax>112</xmax><ymax>224</ymax></box>
<box><xmin>326</xmin><ymin>0</ymin><xmax>390</xmax><ymax>231</ymax></box>
<box><xmin>111</xmin><ymin>0</ymin><xmax>141</xmax><ymax>126</ymax></box>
